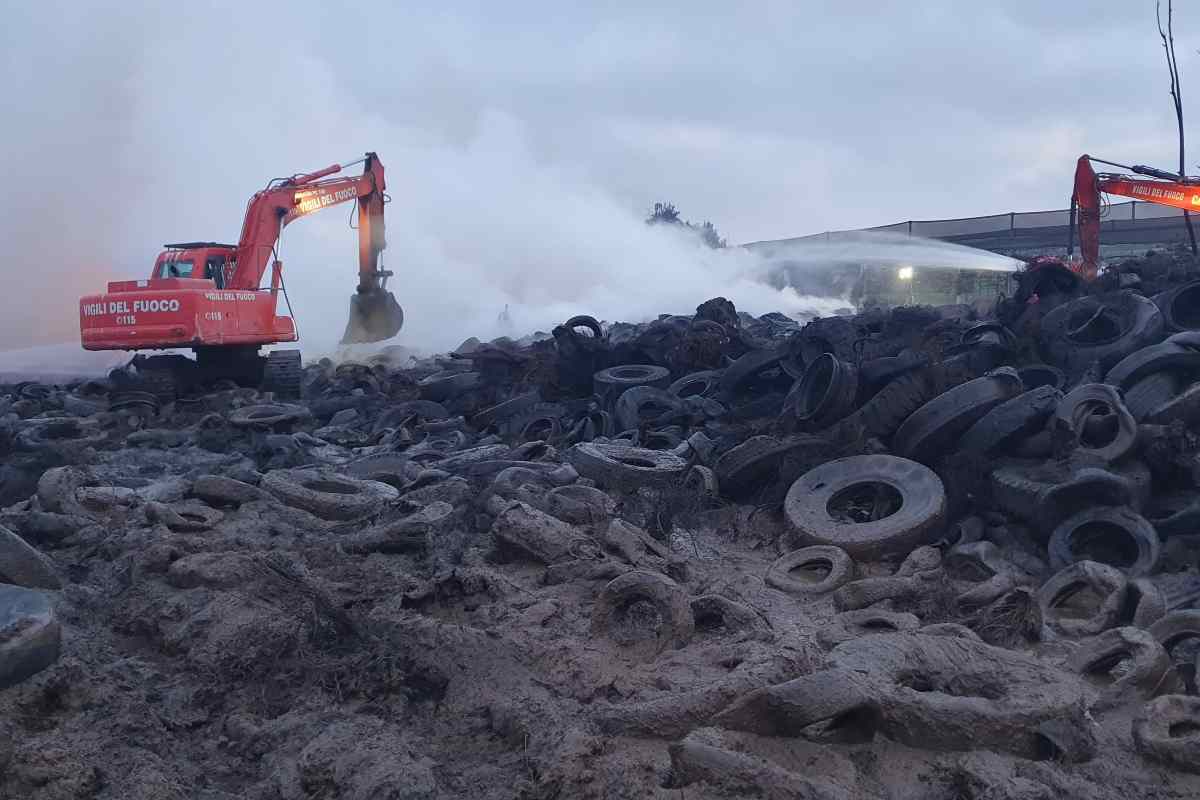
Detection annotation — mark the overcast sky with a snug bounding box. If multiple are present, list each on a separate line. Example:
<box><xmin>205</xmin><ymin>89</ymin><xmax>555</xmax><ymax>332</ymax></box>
<box><xmin>3</xmin><ymin>2</ymin><xmax>1197</xmax><ymax>351</ymax></box>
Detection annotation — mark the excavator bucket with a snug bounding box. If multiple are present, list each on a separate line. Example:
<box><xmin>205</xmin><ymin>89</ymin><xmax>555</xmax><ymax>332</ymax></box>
<box><xmin>342</xmin><ymin>288</ymin><xmax>404</xmax><ymax>344</ymax></box>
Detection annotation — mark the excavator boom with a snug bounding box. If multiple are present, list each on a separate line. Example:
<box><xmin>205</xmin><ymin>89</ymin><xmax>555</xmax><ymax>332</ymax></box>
<box><xmin>1071</xmin><ymin>154</ymin><xmax>1200</xmax><ymax>278</ymax></box>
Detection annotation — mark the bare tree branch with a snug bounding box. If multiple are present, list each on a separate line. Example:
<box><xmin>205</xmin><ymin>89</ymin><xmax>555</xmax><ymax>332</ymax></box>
<box><xmin>1158</xmin><ymin>0</ymin><xmax>1197</xmax><ymax>256</ymax></box>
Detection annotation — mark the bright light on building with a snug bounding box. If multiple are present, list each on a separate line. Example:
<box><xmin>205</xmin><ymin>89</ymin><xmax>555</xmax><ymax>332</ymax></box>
<box><xmin>897</xmin><ymin>266</ymin><xmax>914</xmax><ymax>280</ymax></box>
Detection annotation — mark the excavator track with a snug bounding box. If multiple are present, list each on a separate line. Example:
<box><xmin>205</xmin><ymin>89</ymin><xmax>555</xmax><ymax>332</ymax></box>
<box><xmin>261</xmin><ymin>350</ymin><xmax>303</xmax><ymax>398</ymax></box>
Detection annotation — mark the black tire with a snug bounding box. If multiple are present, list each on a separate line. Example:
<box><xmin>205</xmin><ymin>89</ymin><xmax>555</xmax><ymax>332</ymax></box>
<box><xmin>138</xmin><ymin>367</ymin><xmax>178</xmax><ymax>406</ymax></box>
<box><xmin>372</xmin><ymin>400</ymin><xmax>449</xmax><ymax>433</ymax></box>
<box><xmin>791</xmin><ymin>353</ymin><xmax>859</xmax><ymax>431</ymax></box>
<box><xmin>593</xmin><ymin>365</ymin><xmax>670</xmax><ymax>407</ymax></box>
<box><xmin>857</xmin><ymin>369</ymin><xmax>936</xmax><ymax>440</ymax></box>
<box><xmin>1155</xmin><ymin>279</ymin><xmax>1200</xmax><ymax>332</ymax></box>
<box><xmin>470</xmin><ymin>391</ymin><xmax>541</xmax><ymax>431</ymax></box>
<box><xmin>716</xmin><ymin>348</ymin><xmax>787</xmax><ymax>398</ymax></box>
<box><xmin>1048</xmin><ymin>507</ymin><xmax>1160</xmax><ymax>578</ymax></box>
<box><xmin>667</xmin><ymin>370</ymin><xmax>723</xmax><ymax>399</ymax></box>
<box><xmin>958</xmin><ymin>385</ymin><xmax>1062</xmax><ymax>457</ymax></box>
<box><xmin>563</xmin><ymin>314</ymin><xmax>605</xmax><ymax>339</ymax></box>
<box><xmin>1145</xmin><ymin>381</ymin><xmax>1200</xmax><ymax>427</ymax></box>
<box><xmin>1055</xmin><ymin>383</ymin><xmax>1138</xmax><ymax>463</ymax></box>
<box><xmin>1105</xmin><ymin>340</ymin><xmax>1200</xmax><ymax>390</ymax></box>
<box><xmin>1123</xmin><ymin>371</ymin><xmax>1182</xmax><ymax>421</ymax></box>
<box><xmin>418</xmin><ymin>370</ymin><xmax>482</xmax><ymax>402</ymax></box>
<box><xmin>1016</xmin><ymin>363</ymin><xmax>1065</xmax><ymax>391</ymax></box>
<box><xmin>1039</xmin><ymin>291</ymin><xmax>1163</xmax><ymax>376</ymax></box>
<box><xmin>713</xmin><ymin>434</ymin><xmax>831</xmax><ymax>499</ymax></box>
<box><xmin>613</xmin><ymin>386</ymin><xmax>682</xmax><ymax>432</ymax></box>
<box><xmin>261</xmin><ymin>349</ymin><xmax>302</xmax><ymax>398</ymax></box>
<box><xmin>784</xmin><ymin>454</ymin><xmax>946</xmax><ymax>559</ymax></box>
<box><xmin>507</xmin><ymin>402</ymin><xmax>567</xmax><ymax>443</ymax></box>
<box><xmin>892</xmin><ymin>368</ymin><xmax>1024</xmax><ymax>465</ymax></box>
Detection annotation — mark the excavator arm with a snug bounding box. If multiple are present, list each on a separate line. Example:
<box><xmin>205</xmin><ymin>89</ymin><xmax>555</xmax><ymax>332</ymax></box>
<box><xmin>1072</xmin><ymin>154</ymin><xmax>1200</xmax><ymax>279</ymax></box>
<box><xmin>229</xmin><ymin>152</ymin><xmax>402</xmax><ymax>343</ymax></box>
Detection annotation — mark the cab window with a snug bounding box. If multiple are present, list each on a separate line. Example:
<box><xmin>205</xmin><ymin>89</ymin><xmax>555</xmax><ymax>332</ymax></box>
<box><xmin>204</xmin><ymin>255</ymin><xmax>227</xmax><ymax>288</ymax></box>
<box><xmin>159</xmin><ymin>259</ymin><xmax>194</xmax><ymax>278</ymax></box>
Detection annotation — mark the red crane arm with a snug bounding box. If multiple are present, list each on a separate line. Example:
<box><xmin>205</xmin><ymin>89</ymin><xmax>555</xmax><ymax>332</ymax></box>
<box><xmin>227</xmin><ymin>152</ymin><xmax>386</xmax><ymax>291</ymax></box>
<box><xmin>1072</xmin><ymin>154</ymin><xmax>1200</xmax><ymax>278</ymax></box>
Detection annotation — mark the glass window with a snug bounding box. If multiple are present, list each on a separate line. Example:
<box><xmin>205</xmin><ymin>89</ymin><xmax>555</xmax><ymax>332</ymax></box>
<box><xmin>205</xmin><ymin>256</ymin><xmax>227</xmax><ymax>288</ymax></box>
<box><xmin>159</xmin><ymin>259</ymin><xmax>194</xmax><ymax>279</ymax></box>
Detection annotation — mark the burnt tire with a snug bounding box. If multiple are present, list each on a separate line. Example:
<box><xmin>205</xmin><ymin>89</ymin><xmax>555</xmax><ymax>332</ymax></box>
<box><xmin>0</xmin><ymin>585</ymin><xmax>60</xmax><ymax>689</ymax></box>
<box><xmin>1055</xmin><ymin>383</ymin><xmax>1138</xmax><ymax>463</ymax></box>
<box><xmin>1037</xmin><ymin>560</ymin><xmax>1128</xmax><ymax>638</ymax></box>
<box><xmin>690</xmin><ymin>595</ymin><xmax>772</xmax><ymax>641</ymax></box>
<box><xmin>1048</xmin><ymin>506</ymin><xmax>1160</xmax><ymax>578</ymax></box>
<box><xmin>566</xmin><ymin>442</ymin><xmax>687</xmax><ymax>492</ymax></box>
<box><xmin>784</xmin><ymin>455</ymin><xmax>946</xmax><ymax>560</ymax></box>
<box><xmin>228</xmin><ymin>403</ymin><xmax>311</xmax><ymax>428</ymax></box>
<box><xmin>957</xmin><ymin>385</ymin><xmax>1062</xmax><ymax>457</ymax></box>
<box><xmin>765</xmin><ymin>545</ymin><xmax>854</xmax><ymax>596</ymax></box>
<box><xmin>591</xmin><ymin>571</ymin><xmax>694</xmax><ymax>656</ymax></box>
<box><xmin>892</xmin><ymin>368</ymin><xmax>1025</xmax><ymax>464</ymax></box>
<box><xmin>1133</xmin><ymin>695</ymin><xmax>1200</xmax><ymax>772</ymax></box>
<box><xmin>260</xmin><ymin>468</ymin><xmax>399</xmax><ymax>521</ymax></box>
<box><xmin>614</xmin><ymin>386</ymin><xmax>683</xmax><ymax>432</ymax></box>
<box><xmin>261</xmin><ymin>349</ymin><xmax>302</xmax><ymax>398</ymax></box>
<box><xmin>1067</xmin><ymin>626</ymin><xmax>1173</xmax><ymax>711</ymax></box>
<box><xmin>1149</xmin><ymin>611</ymin><xmax>1200</xmax><ymax>657</ymax></box>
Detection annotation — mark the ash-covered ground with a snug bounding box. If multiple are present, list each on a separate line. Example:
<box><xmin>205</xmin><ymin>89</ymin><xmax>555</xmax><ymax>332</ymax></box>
<box><xmin>3</xmin><ymin>251</ymin><xmax>1200</xmax><ymax>798</ymax></box>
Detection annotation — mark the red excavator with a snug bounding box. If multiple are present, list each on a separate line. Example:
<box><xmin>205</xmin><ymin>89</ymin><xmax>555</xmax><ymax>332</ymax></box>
<box><xmin>1071</xmin><ymin>153</ymin><xmax>1200</xmax><ymax>279</ymax></box>
<box><xmin>79</xmin><ymin>152</ymin><xmax>404</xmax><ymax>399</ymax></box>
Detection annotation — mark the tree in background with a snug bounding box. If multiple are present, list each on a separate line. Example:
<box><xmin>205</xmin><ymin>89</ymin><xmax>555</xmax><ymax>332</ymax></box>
<box><xmin>646</xmin><ymin>201</ymin><xmax>727</xmax><ymax>248</ymax></box>
<box><xmin>1158</xmin><ymin>0</ymin><xmax>1198</xmax><ymax>256</ymax></box>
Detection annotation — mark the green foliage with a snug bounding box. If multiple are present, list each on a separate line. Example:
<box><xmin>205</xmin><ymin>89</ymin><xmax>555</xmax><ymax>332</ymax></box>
<box><xmin>645</xmin><ymin>201</ymin><xmax>727</xmax><ymax>248</ymax></box>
